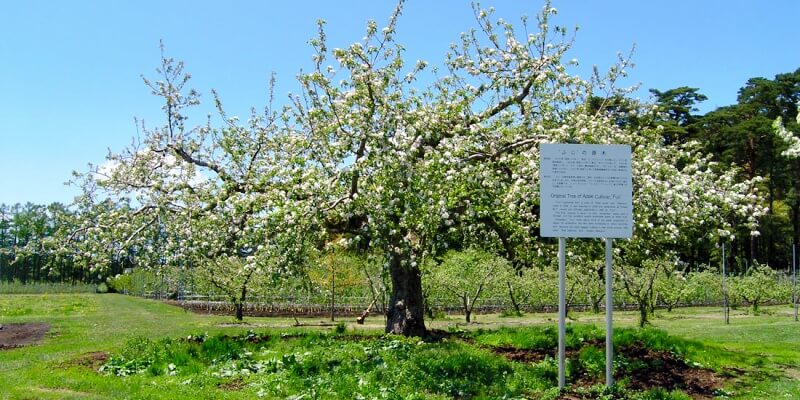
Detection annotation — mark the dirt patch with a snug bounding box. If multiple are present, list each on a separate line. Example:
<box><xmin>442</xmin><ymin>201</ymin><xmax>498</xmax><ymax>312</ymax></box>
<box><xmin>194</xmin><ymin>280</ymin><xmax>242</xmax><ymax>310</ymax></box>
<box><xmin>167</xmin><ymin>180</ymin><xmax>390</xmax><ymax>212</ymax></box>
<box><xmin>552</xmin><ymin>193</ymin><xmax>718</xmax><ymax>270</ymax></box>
<box><xmin>492</xmin><ymin>345</ymin><xmax>548</xmax><ymax>363</ymax></box>
<box><xmin>0</xmin><ymin>323</ymin><xmax>50</xmax><ymax>350</ymax></box>
<box><xmin>784</xmin><ymin>367</ymin><xmax>800</xmax><ymax>381</ymax></box>
<box><xmin>490</xmin><ymin>342</ymin><xmax>727</xmax><ymax>399</ymax></box>
<box><xmin>68</xmin><ymin>351</ymin><xmax>109</xmax><ymax>370</ymax></box>
<box><xmin>217</xmin><ymin>378</ymin><xmax>245</xmax><ymax>391</ymax></box>
<box><xmin>620</xmin><ymin>343</ymin><xmax>725</xmax><ymax>399</ymax></box>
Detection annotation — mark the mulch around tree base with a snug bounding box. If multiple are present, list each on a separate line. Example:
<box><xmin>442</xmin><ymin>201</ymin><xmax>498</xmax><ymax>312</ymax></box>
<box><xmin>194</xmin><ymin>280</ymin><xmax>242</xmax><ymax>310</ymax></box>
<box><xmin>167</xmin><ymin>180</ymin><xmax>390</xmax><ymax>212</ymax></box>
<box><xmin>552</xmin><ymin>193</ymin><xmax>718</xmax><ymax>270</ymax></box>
<box><xmin>618</xmin><ymin>343</ymin><xmax>726</xmax><ymax>398</ymax></box>
<box><xmin>492</xmin><ymin>342</ymin><xmax>728</xmax><ymax>399</ymax></box>
<box><xmin>0</xmin><ymin>323</ymin><xmax>51</xmax><ymax>350</ymax></box>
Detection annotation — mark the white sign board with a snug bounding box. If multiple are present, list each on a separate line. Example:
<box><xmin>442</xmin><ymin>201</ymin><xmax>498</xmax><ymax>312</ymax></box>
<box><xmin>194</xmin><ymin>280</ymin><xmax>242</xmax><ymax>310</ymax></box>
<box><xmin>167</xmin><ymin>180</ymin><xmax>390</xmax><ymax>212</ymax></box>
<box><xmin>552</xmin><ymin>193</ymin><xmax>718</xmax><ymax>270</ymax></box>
<box><xmin>540</xmin><ymin>144</ymin><xmax>632</xmax><ymax>238</ymax></box>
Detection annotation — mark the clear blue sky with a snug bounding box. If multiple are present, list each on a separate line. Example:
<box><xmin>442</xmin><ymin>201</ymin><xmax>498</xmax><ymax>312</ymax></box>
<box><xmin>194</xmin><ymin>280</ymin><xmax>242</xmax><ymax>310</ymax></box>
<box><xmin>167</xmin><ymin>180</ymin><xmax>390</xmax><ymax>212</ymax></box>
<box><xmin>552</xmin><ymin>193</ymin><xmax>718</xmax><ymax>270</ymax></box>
<box><xmin>2</xmin><ymin>1</ymin><xmax>799</xmax><ymax>206</ymax></box>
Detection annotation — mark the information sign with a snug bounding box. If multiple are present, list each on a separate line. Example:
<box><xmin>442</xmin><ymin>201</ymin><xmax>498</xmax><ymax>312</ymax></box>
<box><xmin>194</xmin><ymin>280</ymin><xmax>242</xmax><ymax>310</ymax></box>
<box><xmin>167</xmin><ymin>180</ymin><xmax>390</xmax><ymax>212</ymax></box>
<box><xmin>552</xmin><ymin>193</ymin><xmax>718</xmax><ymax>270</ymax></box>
<box><xmin>540</xmin><ymin>144</ymin><xmax>632</xmax><ymax>238</ymax></box>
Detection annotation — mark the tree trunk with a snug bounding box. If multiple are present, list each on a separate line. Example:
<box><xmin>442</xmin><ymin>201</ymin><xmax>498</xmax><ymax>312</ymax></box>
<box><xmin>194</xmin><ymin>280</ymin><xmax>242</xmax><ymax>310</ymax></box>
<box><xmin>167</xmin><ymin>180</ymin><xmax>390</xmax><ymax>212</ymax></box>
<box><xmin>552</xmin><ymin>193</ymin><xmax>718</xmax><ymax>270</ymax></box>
<box><xmin>463</xmin><ymin>296</ymin><xmax>472</xmax><ymax>323</ymax></box>
<box><xmin>592</xmin><ymin>297</ymin><xmax>602</xmax><ymax>314</ymax></box>
<box><xmin>234</xmin><ymin>302</ymin><xmax>244</xmax><ymax>321</ymax></box>
<box><xmin>356</xmin><ymin>299</ymin><xmax>376</xmax><ymax>324</ymax></box>
<box><xmin>507</xmin><ymin>282</ymin><xmax>522</xmax><ymax>316</ymax></box>
<box><xmin>424</xmin><ymin>297</ymin><xmax>435</xmax><ymax>320</ymax></box>
<box><xmin>235</xmin><ymin>284</ymin><xmax>248</xmax><ymax>321</ymax></box>
<box><xmin>649</xmin><ymin>293</ymin><xmax>658</xmax><ymax>314</ymax></box>
<box><xmin>793</xmin><ymin>192</ymin><xmax>800</xmax><ymax>261</ymax></box>
<box><xmin>638</xmin><ymin>302</ymin><xmax>649</xmax><ymax>327</ymax></box>
<box><xmin>385</xmin><ymin>252</ymin><xmax>427</xmax><ymax>336</ymax></box>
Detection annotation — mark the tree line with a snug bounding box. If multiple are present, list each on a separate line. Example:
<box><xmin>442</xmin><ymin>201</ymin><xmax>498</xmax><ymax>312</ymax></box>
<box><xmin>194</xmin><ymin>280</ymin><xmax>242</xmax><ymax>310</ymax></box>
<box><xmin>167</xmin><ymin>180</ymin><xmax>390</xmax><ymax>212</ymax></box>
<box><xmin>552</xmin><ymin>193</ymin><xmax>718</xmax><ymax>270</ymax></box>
<box><xmin>646</xmin><ymin>69</ymin><xmax>800</xmax><ymax>271</ymax></box>
<box><xmin>0</xmin><ymin>202</ymin><xmax>127</xmax><ymax>284</ymax></box>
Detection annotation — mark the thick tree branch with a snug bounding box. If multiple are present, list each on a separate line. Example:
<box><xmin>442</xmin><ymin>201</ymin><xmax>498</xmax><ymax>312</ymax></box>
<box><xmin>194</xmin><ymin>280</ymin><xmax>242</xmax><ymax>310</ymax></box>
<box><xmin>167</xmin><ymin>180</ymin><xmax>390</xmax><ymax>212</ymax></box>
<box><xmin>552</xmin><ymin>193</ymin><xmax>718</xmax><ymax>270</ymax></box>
<box><xmin>168</xmin><ymin>144</ymin><xmax>245</xmax><ymax>193</ymax></box>
<box><xmin>464</xmin><ymin>136</ymin><xmax>544</xmax><ymax>162</ymax></box>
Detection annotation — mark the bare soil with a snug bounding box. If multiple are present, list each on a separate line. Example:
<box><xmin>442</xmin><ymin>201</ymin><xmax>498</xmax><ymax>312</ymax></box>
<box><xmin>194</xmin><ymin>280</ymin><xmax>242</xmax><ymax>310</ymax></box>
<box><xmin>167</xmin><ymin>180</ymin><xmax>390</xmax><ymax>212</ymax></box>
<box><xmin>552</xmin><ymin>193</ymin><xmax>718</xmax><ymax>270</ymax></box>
<box><xmin>217</xmin><ymin>378</ymin><xmax>246</xmax><ymax>391</ymax></box>
<box><xmin>617</xmin><ymin>343</ymin><xmax>726</xmax><ymax>399</ymax></box>
<box><xmin>491</xmin><ymin>342</ymin><xmax>727</xmax><ymax>399</ymax></box>
<box><xmin>68</xmin><ymin>351</ymin><xmax>109</xmax><ymax>370</ymax></box>
<box><xmin>0</xmin><ymin>323</ymin><xmax>50</xmax><ymax>350</ymax></box>
<box><xmin>492</xmin><ymin>345</ymin><xmax>548</xmax><ymax>363</ymax></box>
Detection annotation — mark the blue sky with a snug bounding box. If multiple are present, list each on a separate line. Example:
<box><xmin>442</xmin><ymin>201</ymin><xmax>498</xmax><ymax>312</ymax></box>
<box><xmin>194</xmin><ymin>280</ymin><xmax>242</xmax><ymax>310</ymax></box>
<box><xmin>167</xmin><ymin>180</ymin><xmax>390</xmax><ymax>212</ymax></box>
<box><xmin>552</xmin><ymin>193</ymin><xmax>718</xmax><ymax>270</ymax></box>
<box><xmin>2</xmin><ymin>1</ymin><xmax>799</xmax><ymax>206</ymax></box>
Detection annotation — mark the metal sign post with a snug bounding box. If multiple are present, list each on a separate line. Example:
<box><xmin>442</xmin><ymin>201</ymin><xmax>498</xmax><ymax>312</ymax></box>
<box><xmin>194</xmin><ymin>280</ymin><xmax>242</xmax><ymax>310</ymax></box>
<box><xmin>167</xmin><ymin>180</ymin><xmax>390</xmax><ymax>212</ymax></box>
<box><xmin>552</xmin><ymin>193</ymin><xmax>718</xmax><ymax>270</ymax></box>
<box><xmin>793</xmin><ymin>243</ymin><xmax>797</xmax><ymax>322</ymax></box>
<box><xmin>540</xmin><ymin>144</ymin><xmax>632</xmax><ymax>390</ymax></box>
<box><xmin>558</xmin><ymin>237</ymin><xmax>566</xmax><ymax>389</ymax></box>
<box><xmin>605</xmin><ymin>237</ymin><xmax>614</xmax><ymax>387</ymax></box>
<box><xmin>722</xmin><ymin>242</ymin><xmax>729</xmax><ymax>325</ymax></box>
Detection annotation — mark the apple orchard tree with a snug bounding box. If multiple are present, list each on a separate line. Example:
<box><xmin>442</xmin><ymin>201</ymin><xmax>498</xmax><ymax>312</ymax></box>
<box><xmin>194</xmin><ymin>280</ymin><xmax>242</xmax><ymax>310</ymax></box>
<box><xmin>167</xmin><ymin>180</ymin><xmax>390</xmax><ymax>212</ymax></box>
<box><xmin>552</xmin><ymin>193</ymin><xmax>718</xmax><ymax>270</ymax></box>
<box><xmin>72</xmin><ymin>2</ymin><xmax>763</xmax><ymax>334</ymax></box>
<box><xmin>288</xmin><ymin>3</ymin><xmax>763</xmax><ymax>334</ymax></box>
<box><xmin>70</xmin><ymin>50</ymin><xmax>315</xmax><ymax>320</ymax></box>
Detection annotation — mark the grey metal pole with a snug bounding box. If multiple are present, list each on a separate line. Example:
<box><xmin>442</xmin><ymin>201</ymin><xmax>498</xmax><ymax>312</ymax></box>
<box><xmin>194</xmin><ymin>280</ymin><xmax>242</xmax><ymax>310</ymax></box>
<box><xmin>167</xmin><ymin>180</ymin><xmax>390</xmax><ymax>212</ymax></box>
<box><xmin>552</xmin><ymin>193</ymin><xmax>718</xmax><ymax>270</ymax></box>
<box><xmin>744</xmin><ymin>258</ymin><xmax>748</xmax><ymax>275</ymax></box>
<box><xmin>723</xmin><ymin>242</ymin><xmax>729</xmax><ymax>325</ymax></box>
<box><xmin>793</xmin><ymin>243</ymin><xmax>797</xmax><ymax>322</ymax></box>
<box><xmin>331</xmin><ymin>261</ymin><xmax>336</xmax><ymax>322</ymax></box>
<box><xmin>558</xmin><ymin>237</ymin><xmax>566</xmax><ymax>389</ymax></box>
<box><xmin>605</xmin><ymin>238</ymin><xmax>614</xmax><ymax>388</ymax></box>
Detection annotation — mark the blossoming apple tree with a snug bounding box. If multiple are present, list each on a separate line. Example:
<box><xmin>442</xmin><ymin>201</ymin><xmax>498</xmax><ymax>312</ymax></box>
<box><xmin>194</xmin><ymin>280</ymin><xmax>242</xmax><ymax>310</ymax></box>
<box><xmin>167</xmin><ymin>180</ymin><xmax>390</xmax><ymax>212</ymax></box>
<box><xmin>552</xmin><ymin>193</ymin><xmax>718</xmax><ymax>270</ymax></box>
<box><xmin>289</xmin><ymin>2</ymin><xmax>764</xmax><ymax>334</ymax></box>
<box><xmin>69</xmin><ymin>2</ymin><xmax>765</xmax><ymax>333</ymax></box>
<box><xmin>287</xmin><ymin>2</ymin><xmax>621</xmax><ymax>335</ymax></box>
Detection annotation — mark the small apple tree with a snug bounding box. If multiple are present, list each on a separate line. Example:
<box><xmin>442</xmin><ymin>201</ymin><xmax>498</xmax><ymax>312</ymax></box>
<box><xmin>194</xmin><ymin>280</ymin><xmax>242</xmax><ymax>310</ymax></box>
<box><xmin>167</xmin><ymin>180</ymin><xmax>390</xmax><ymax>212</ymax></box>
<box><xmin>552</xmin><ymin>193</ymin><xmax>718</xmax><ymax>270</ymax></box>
<box><xmin>427</xmin><ymin>248</ymin><xmax>512</xmax><ymax>323</ymax></box>
<box><xmin>729</xmin><ymin>263</ymin><xmax>782</xmax><ymax>314</ymax></box>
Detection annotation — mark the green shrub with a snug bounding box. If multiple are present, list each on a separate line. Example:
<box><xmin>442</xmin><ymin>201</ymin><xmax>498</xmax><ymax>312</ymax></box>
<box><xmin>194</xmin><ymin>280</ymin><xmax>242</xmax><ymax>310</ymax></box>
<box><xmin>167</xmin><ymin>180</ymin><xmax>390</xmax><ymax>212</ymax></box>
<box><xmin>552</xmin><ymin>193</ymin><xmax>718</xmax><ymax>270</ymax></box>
<box><xmin>411</xmin><ymin>343</ymin><xmax>514</xmax><ymax>398</ymax></box>
<box><xmin>200</xmin><ymin>335</ymin><xmax>244</xmax><ymax>362</ymax></box>
<box><xmin>729</xmin><ymin>264</ymin><xmax>783</xmax><ymax>314</ymax></box>
<box><xmin>106</xmin><ymin>274</ymin><xmax>132</xmax><ymax>293</ymax></box>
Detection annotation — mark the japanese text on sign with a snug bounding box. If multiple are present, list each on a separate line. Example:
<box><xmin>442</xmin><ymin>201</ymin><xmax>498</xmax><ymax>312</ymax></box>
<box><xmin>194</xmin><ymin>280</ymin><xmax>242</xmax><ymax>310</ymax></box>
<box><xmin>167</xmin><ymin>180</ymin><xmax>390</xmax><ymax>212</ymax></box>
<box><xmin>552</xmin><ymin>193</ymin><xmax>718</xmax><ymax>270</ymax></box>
<box><xmin>540</xmin><ymin>144</ymin><xmax>632</xmax><ymax>238</ymax></box>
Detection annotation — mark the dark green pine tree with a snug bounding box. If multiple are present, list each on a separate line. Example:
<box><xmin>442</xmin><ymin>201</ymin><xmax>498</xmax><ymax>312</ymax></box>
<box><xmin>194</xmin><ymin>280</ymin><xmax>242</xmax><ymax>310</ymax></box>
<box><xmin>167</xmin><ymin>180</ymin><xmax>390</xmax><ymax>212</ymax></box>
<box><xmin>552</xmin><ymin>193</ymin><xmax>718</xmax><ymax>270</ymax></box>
<box><xmin>649</xmin><ymin>86</ymin><xmax>708</xmax><ymax>145</ymax></box>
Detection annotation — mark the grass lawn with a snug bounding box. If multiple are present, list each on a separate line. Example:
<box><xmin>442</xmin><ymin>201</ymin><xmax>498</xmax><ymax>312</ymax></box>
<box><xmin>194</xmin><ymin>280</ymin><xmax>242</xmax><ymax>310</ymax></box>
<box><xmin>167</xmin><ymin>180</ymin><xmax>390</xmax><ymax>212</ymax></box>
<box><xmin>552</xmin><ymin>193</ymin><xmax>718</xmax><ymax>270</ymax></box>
<box><xmin>650</xmin><ymin>307</ymin><xmax>800</xmax><ymax>399</ymax></box>
<box><xmin>1</xmin><ymin>294</ymin><xmax>798</xmax><ymax>399</ymax></box>
<box><xmin>0</xmin><ymin>294</ymin><xmax>237</xmax><ymax>399</ymax></box>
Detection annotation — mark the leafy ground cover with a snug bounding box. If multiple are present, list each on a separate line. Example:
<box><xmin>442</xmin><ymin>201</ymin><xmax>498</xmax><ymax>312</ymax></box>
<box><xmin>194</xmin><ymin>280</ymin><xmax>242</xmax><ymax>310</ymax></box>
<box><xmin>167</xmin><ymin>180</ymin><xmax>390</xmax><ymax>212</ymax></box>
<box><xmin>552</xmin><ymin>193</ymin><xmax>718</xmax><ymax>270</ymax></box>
<box><xmin>0</xmin><ymin>293</ymin><xmax>798</xmax><ymax>399</ymax></box>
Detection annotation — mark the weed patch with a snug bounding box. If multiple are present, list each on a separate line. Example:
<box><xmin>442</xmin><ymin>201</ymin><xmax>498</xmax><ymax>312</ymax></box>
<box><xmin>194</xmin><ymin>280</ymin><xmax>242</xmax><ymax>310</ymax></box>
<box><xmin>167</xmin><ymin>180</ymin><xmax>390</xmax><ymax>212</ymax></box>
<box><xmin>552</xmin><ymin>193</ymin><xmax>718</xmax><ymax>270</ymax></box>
<box><xmin>96</xmin><ymin>325</ymin><xmax>738</xmax><ymax>399</ymax></box>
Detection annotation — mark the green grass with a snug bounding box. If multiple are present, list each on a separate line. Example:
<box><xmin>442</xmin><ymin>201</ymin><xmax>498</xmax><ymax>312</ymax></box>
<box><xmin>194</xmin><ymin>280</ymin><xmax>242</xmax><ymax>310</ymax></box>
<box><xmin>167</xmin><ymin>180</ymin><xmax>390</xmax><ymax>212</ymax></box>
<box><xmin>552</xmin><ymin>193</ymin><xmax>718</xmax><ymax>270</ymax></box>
<box><xmin>1</xmin><ymin>294</ymin><xmax>799</xmax><ymax>399</ymax></box>
<box><xmin>650</xmin><ymin>306</ymin><xmax>800</xmax><ymax>399</ymax></box>
<box><xmin>0</xmin><ymin>294</ymin><xmax>236</xmax><ymax>399</ymax></box>
<box><xmin>651</xmin><ymin>306</ymin><xmax>800</xmax><ymax>366</ymax></box>
<box><xmin>460</xmin><ymin>305</ymin><xmax>800</xmax><ymax>398</ymax></box>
